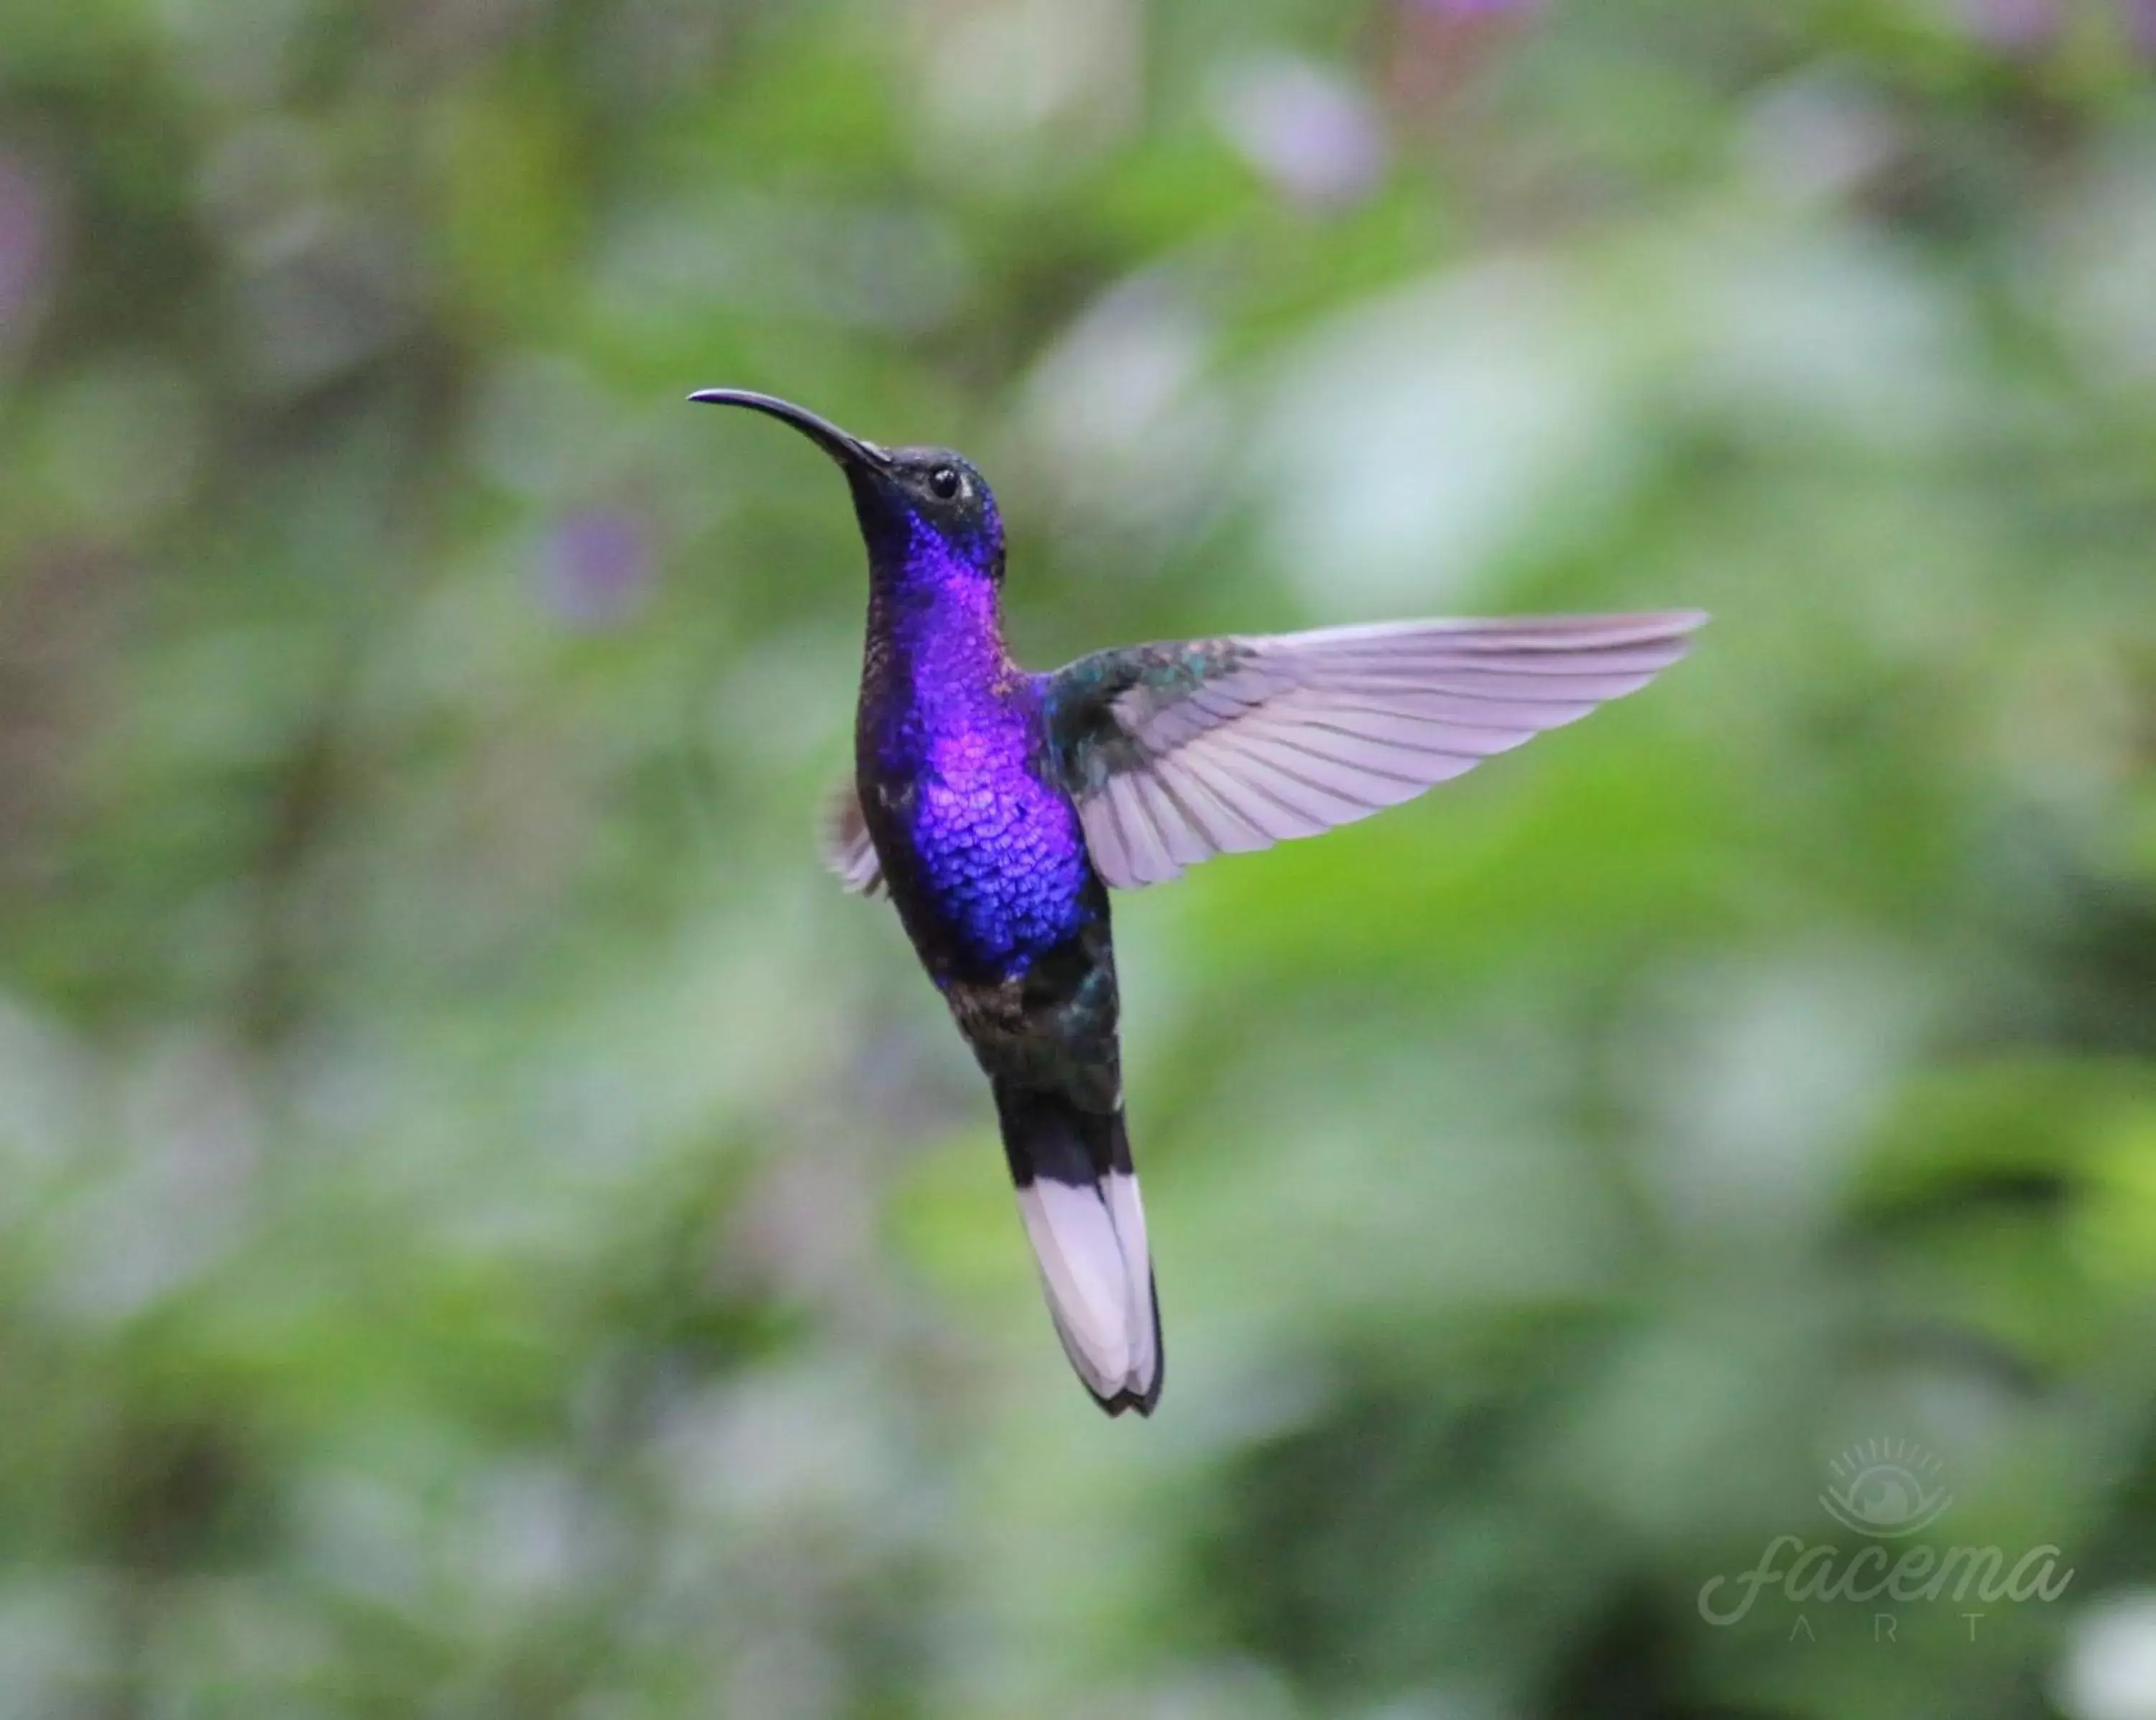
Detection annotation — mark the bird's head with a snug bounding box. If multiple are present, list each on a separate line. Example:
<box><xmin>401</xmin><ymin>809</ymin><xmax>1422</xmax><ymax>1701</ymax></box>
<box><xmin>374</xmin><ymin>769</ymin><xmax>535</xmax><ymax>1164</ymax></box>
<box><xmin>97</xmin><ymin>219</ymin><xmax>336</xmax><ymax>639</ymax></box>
<box><xmin>691</xmin><ymin>389</ymin><xmax>1004</xmax><ymax>586</ymax></box>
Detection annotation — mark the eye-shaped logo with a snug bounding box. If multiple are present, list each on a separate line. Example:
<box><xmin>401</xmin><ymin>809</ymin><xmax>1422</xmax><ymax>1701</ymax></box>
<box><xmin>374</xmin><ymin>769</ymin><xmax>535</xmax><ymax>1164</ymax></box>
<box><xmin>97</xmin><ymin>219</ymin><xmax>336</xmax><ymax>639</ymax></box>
<box><xmin>1820</xmin><ymin>1438</ymin><xmax>1952</xmax><ymax>1538</ymax></box>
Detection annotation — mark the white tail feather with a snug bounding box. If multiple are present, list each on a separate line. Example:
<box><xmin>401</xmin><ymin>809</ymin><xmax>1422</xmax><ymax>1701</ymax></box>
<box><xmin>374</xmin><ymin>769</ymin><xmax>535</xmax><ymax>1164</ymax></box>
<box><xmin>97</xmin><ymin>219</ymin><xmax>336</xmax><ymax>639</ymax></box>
<box><xmin>1016</xmin><ymin>1173</ymin><xmax>1158</xmax><ymax>1408</ymax></box>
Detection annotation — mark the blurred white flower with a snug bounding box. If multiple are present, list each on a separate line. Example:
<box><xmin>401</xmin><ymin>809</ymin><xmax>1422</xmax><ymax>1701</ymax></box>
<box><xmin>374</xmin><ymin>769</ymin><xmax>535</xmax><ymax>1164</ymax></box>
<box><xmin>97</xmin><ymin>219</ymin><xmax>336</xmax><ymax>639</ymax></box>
<box><xmin>1022</xmin><ymin>272</ymin><xmax>1226</xmax><ymax>539</ymax></box>
<box><xmin>2038</xmin><ymin>146</ymin><xmax>2156</xmax><ymax>383</ymax></box>
<box><xmin>1256</xmin><ymin>260</ymin><xmax>1634</xmax><ymax>609</ymax></box>
<box><xmin>910</xmin><ymin>0</ymin><xmax>1141</xmax><ymax>179</ymax></box>
<box><xmin>1687</xmin><ymin>225</ymin><xmax>1972</xmax><ymax>445</ymax></box>
<box><xmin>1739</xmin><ymin>73</ymin><xmax>1902</xmax><ymax>207</ymax></box>
<box><xmin>1210</xmin><ymin>54</ymin><xmax>1390</xmax><ymax>210</ymax></box>
<box><xmin>2059</xmin><ymin>1594</ymin><xmax>2156</xmax><ymax>1720</ymax></box>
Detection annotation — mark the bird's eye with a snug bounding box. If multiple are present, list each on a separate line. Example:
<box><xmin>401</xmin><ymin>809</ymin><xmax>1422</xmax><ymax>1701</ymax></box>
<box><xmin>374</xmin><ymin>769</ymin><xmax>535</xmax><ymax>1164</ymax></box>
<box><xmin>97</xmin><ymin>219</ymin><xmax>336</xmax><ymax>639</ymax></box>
<box><xmin>928</xmin><ymin>466</ymin><xmax>962</xmax><ymax>501</ymax></box>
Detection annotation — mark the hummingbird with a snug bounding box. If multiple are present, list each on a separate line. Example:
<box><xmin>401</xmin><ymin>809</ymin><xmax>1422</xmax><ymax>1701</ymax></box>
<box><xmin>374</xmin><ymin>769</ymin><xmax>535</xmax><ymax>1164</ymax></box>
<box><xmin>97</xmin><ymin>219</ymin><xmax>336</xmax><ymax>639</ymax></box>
<box><xmin>691</xmin><ymin>387</ymin><xmax>1705</xmax><ymax>1418</ymax></box>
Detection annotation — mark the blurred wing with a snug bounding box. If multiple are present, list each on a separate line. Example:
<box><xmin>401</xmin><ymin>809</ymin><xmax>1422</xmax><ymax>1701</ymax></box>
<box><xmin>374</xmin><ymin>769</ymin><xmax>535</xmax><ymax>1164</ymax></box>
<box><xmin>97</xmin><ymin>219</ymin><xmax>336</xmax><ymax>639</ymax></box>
<box><xmin>1046</xmin><ymin>611</ymin><xmax>1707</xmax><ymax>889</ymax></box>
<box><xmin>822</xmin><ymin>780</ymin><xmax>883</xmax><ymax>896</ymax></box>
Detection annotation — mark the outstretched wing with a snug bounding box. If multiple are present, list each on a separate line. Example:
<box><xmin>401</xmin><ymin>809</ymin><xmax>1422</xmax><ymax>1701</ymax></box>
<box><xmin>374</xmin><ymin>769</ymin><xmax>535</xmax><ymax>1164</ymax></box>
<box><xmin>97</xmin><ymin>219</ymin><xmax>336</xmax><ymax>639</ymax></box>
<box><xmin>1044</xmin><ymin>611</ymin><xmax>1707</xmax><ymax>889</ymax></box>
<box><xmin>822</xmin><ymin>780</ymin><xmax>883</xmax><ymax>896</ymax></box>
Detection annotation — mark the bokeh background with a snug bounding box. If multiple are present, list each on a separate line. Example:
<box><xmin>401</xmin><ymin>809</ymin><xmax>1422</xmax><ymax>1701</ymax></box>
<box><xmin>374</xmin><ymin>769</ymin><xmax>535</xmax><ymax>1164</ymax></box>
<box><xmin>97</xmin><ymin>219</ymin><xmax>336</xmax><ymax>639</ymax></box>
<box><xmin>4</xmin><ymin>0</ymin><xmax>2156</xmax><ymax>1714</ymax></box>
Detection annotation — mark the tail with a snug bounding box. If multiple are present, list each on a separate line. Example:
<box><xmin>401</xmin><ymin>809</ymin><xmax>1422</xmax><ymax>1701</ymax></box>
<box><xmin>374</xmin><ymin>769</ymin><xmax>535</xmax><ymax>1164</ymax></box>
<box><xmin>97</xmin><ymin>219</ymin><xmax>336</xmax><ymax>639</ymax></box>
<box><xmin>992</xmin><ymin>1079</ymin><xmax>1163</xmax><ymax>1417</ymax></box>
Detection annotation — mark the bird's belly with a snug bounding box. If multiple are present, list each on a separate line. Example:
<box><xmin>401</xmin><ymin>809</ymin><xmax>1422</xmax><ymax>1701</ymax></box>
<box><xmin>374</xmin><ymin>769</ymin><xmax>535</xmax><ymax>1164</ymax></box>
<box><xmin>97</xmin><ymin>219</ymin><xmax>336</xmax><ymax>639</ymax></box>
<box><xmin>900</xmin><ymin>745</ymin><xmax>1092</xmax><ymax>979</ymax></box>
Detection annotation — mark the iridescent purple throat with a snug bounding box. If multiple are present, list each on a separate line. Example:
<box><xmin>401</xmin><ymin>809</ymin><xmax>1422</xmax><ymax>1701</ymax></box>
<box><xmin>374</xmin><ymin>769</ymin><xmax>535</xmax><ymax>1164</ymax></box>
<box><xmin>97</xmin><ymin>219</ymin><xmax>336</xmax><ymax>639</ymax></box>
<box><xmin>860</xmin><ymin>519</ymin><xmax>1092</xmax><ymax>980</ymax></box>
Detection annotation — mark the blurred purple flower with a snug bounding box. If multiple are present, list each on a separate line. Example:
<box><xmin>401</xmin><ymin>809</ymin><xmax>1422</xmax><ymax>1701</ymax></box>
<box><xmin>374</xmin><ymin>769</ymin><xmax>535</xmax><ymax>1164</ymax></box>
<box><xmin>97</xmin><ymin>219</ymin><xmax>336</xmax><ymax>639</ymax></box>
<box><xmin>1404</xmin><ymin>0</ymin><xmax>1546</xmax><ymax>15</ymax></box>
<box><xmin>543</xmin><ymin>509</ymin><xmax>654</xmax><ymax>629</ymax></box>
<box><xmin>1960</xmin><ymin>0</ymin><xmax>2062</xmax><ymax>52</ymax></box>
<box><xmin>1213</xmin><ymin>56</ymin><xmax>1391</xmax><ymax>210</ymax></box>
<box><xmin>1388</xmin><ymin>0</ymin><xmax>1547</xmax><ymax>108</ymax></box>
<box><xmin>2123</xmin><ymin>0</ymin><xmax>2156</xmax><ymax>57</ymax></box>
<box><xmin>0</xmin><ymin>152</ymin><xmax>60</xmax><ymax>348</ymax></box>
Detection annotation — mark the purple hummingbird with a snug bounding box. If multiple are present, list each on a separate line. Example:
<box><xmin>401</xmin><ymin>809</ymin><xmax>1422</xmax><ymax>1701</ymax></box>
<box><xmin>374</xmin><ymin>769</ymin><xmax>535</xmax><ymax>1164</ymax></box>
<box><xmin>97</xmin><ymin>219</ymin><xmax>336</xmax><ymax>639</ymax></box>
<box><xmin>692</xmin><ymin>387</ymin><xmax>1705</xmax><ymax>1417</ymax></box>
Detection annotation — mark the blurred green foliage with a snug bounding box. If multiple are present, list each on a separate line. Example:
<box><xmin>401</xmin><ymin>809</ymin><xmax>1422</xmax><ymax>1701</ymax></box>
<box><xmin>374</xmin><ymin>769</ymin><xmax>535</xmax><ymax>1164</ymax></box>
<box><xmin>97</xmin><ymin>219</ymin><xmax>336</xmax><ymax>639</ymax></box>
<box><xmin>4</xmin><ymin>0</ymin><xmax>2156</xmax><ymax>1715</ymax></box>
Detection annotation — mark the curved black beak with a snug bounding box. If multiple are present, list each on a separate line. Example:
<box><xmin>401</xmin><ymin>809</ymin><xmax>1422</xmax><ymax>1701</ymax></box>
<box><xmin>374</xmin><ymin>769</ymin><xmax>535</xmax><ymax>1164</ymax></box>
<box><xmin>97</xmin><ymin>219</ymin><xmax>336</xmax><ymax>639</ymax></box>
<box><xmin>688</xmin><ymin>388</ymin><xmax>890</xmax><ymax>473</ymax></box>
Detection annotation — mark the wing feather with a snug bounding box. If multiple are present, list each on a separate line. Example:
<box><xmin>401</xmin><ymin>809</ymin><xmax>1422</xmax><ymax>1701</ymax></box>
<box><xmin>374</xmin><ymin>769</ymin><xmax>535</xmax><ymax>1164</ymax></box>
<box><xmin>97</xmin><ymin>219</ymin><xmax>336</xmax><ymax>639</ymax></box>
<box><xmin>1047</xmin><ymin>610</ymin><xmax>1706</xmax><ymax>889</ymax></box>
<box><xmin>1107</xmin><ymin>773</ymin><xmax>1179</xmax><ymax>887</ymax></box>
<box><xmin>822</xmin><ymin>780</ymin><xmax>883</xmax><ymax>896</ymax></box>
<box><xmin>1156</xmin><ymin>757</ymin><xmax>1269</xmax><ymax>857</ymax></box>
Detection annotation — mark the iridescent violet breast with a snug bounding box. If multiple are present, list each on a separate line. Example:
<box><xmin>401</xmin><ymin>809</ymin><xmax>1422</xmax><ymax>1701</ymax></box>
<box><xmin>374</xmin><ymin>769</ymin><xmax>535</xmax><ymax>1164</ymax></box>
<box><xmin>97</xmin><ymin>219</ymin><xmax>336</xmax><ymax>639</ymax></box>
<box><xmin>908</xmin><ymin>701</ymin><xmax>1092</xmax><ymax>977</ymax></box>
<box><xmin>866</xmin><ymin>519</ymin><xmax>1093</xmax><ymax>979</ymax></box>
